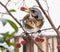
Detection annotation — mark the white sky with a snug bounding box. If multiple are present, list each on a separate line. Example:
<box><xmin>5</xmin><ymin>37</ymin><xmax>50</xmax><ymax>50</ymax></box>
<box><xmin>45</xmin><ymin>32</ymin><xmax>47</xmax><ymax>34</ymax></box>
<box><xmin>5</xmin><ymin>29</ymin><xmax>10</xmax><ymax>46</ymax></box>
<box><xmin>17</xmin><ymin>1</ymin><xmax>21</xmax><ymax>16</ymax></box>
<box><xmin>0</xmin><ymin>0</ymin><xmax>60</xmax><ymax>35</ymax></box>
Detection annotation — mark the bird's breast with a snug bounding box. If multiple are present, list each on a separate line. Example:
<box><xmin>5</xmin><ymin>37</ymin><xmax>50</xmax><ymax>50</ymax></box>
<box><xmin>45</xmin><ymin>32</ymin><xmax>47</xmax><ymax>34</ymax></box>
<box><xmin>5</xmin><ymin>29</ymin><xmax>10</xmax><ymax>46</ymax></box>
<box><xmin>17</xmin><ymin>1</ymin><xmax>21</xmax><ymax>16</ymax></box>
<box><xmin>23</xmin><ymin>18</ymin><xmax>44</xmax><ymax>29</ymax></box>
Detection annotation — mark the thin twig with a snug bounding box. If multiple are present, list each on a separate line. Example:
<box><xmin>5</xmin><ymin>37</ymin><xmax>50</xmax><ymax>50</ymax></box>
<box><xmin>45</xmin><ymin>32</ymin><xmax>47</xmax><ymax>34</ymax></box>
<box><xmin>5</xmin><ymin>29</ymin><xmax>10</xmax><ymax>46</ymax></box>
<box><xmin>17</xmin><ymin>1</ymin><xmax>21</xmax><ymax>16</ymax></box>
<box><xmin>5</xmin><ymin>0</ymin><xmax>11</xmax><ymax>6</ymax></box>
<box><xmin>57</xmin><ymin>25</ymin><xmax>60</xmax><ymax>30</ymax></box>
<box><xmin>35</xmin><ymin>1</ymin><xmax>60</xmax><ymax>52</ymax></box>
<box><xmin>0</xmin><ymin>2</ymin><xmax>44</xmax><ymax>52</ymax></box>
<box><xmin>35</xmin><ymin>0</ymin><xmax>59</xmax><ymax>36</ymax></box>
<box><xmin>41</xmin><ymin>28</ymin><xmax>53</xmax><ymax>31</ymax></box>
<box><xmin>43</xmin><ymin>0</ymin><xmax>49</xmax><ymax>15</ymax></box>
<box><xmin>0</xmin><ymin>12</ymin><xmax>8</xmax><ymax>14</ymax></box>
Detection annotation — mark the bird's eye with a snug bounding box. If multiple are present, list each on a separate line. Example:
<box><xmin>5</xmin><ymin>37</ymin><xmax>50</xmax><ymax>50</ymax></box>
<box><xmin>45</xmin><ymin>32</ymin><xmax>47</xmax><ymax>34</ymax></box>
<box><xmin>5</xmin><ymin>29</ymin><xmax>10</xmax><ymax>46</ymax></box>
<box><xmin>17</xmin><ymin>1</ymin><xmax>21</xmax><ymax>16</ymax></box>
<box><xmin>31</xmin><ymin>10</ymin><xmax>35</xmax><ymax>13</ymax></box>
<box><xmin>34</xmin><ymin>15</ymin><xmax>38</xmax><ymax>19</ymax></box>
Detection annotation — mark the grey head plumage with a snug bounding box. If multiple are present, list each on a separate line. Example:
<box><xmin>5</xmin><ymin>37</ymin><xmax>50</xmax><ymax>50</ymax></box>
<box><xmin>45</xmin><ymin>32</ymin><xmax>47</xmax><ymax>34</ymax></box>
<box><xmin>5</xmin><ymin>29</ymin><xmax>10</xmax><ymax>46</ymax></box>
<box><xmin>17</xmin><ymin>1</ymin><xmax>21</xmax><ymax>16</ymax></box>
<box><xmin>29</xmin><ymin>8</ymin><xmax>44</xmax><ymax>20</ymax></box>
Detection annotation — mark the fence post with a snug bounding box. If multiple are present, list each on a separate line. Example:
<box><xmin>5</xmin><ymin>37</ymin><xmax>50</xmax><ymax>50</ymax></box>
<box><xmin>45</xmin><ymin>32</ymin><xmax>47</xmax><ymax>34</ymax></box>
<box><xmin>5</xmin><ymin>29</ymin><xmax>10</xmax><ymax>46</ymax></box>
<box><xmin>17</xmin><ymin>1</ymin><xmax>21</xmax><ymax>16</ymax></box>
<box><xmin>46</xmin><ymin>37</ymin><xmax>49</xmax><ymax>52</ymax></box>
<box><xmin>52</xmin><ymin>37</ymin><xmax>54</xmax><ymax>52</ymax></box>
<box><xmin>23</xmin><ymin>37</ymin><xmax>34</xmax><ymax>52</ymax></box>
<box><xmin>38</xmin><ymin>42</ymin><xmax>42</xmax><ymax>52</ymax></box>
<box><xmin>14</xmin><ymin>37</ymin><xmax>19</xmax><ymax>52</ymax></box>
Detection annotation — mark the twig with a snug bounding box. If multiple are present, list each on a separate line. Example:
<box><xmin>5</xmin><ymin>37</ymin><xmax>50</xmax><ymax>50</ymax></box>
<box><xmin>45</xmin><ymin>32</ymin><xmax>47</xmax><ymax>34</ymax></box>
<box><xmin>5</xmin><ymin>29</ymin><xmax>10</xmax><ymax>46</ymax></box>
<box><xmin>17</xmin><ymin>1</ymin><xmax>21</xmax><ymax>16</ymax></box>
<box><xmin>5</xmin><ymin>0</ymin><xmax>11</xmax><ymax>6</ymax></box>
<box><xmin>41</xmin><ymin>28</ymin><xmax>53</xmax><ymax>31</ymax></box>
<box><xmin>35</xmin><ymin>1</ymin><xmax>60</xmax><ymax>52</ymax></box>
<box><xmin>43</xmin><ymin>0</ymin><xmax>49</xmax><ymax>15</ymax></box>
<box><xmin>35</xmin><ymin>0</ymin><xmax>59</xmax><ymax>36</ymax></box>
<box><xmin>57</xmin><ymin>25</ymin><xmax>60</xmax><ymax>30</ymax></box>
<box><xmin>0</xmin><ymin>2</ymin><xmax>44</xmax><ymax>52</ymax></box>
<box><xmin>0</xmin><ymin>12</ymin><xmax>8</xmax><ymax>14</ymax></box>
<box><xmin>0</xmin><ymin>0</ymin><xmax>11</xmax><ymax>18</ymax></box>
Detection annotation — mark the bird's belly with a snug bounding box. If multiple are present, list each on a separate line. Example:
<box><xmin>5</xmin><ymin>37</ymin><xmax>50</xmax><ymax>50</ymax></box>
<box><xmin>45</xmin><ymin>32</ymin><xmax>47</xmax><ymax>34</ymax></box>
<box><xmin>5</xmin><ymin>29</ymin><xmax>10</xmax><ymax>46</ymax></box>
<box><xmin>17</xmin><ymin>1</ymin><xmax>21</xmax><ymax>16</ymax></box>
<box><xmin>24</xmin><ymin>26</ymin><xmax>40</xmax><ymax>33</ymax></box>
<box><xmin>23</xmin><ymin>19</ymin><xmax>44</xmax><ymax>33</ymax></box>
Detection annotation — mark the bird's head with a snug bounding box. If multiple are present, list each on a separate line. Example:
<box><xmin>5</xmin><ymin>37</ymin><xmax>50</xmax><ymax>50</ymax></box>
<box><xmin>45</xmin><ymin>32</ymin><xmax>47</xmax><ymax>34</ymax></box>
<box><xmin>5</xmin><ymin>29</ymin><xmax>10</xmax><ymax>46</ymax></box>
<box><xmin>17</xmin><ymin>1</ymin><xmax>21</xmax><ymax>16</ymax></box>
<box><xmin>27</xmin><ymin>8</ymin><xmax>39</xmax><ymax>17</ymax></box>
<box><xmin>25</xmin><ymin>7</ymin><xmax>44</xmax><ymax>20</ymax></box>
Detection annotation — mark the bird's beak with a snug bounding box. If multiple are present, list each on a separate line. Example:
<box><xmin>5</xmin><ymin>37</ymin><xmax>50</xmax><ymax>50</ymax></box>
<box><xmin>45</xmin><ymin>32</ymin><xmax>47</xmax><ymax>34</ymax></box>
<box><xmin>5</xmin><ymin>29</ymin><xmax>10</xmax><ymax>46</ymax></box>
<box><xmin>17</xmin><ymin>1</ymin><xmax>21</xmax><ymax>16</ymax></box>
<box><xmin>26</xmin><ymin>7</ymin><xmax>30</xmax><ymax>11</ymax></box>
<box><xmin>26</xmin><ymin>7</ymin><xmax>31</xmax><ymax>11</ymax></box>
<box><xmin>24</xmin><ymin>7</ymin><xmax>31</xmax><ymax>13</ymax></box>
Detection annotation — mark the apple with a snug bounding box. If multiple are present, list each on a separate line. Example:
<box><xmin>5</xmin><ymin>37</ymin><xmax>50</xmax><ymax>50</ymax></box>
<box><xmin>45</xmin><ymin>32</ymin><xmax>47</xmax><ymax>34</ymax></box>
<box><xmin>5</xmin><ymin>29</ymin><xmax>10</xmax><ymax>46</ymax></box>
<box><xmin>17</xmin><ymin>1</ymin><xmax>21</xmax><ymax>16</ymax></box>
<box><xmin>35</xmin><ymin>37</ymin><xmax>44</xmax><ymax>42</ymax></box>
<box><xmin>35</xmin><ymin>37</ymin><xmax>40</xmax><ymax>42</ymax></box>
<box><xmin>21</xmin><ymin>40</ymin><xmax>26</xmax><ymax>45</ymax></box>
<box><xmin>40</xmin><ymin>38</ymin><xmax>44</xmax><ymax>42</ymax></box>
<box><xmin>57</xmin><ymin>45</ymin><xmax>60</xmax><ymax>50</ymax></box>
<box><xmin>16</xmin><ymin>42</ymin><xmax>21</xmax><ymax>48</ymax></box>
<box><xmin>20</xmin><ymin>7</ymin><xmax>27</xmax><ymax>11</ymax></box>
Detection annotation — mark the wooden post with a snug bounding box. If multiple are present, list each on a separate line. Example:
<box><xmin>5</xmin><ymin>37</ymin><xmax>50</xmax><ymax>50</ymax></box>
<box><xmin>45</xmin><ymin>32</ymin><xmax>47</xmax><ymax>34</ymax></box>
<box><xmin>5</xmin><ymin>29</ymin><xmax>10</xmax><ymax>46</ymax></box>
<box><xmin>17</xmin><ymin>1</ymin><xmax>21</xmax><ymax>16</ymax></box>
<box><xmin>46</xmin><ymin>37</ymin><xmax>49</xmax><ymax>52</ymax></box>
<box><xmin>14</xmin><ymin>37</ymin><xmax>19</xmax><ymax>52</ymax></box>
<box><xmin>38</xmin><ymin>36</ymin><xmax>43</xmax><ymax>52</ymax></box>
<box><xmin>30</xmin><ymin>40</ymin><xmax>34</xmax><ymax>52</ymax></box>
<box><xmin>23</xmin><ymin>44</ymin><xmax>26</xmax><ymax>52</ymax></box>
<box><xmin>52</xmin><ymin>37</ymin><xmax>54</xmax><ymax>52</ymax></box>
<box><xmin>23</xmin><ymin>37</ymin><xmax>34</xmax><ymax>52</ymax></box>
<box><xmin>57</xmin><ymin>38</ymin><xmax>60</xmax><ymax>52</ymax></box>
<box><xmin>38</xmin><ymin>42</ymin><xmax>42</xmax><ymax>52</ymax></box>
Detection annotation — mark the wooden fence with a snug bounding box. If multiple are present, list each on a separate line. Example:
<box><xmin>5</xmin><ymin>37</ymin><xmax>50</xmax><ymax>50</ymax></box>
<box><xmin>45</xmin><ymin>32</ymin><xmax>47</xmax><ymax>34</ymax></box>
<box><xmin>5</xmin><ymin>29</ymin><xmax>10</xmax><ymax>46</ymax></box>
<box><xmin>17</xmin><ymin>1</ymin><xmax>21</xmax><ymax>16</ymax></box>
<box><xmin>15</xmin><ymin>36</ymin><xmax>58</xmax><ymax>52</ymax></box>
<box><xmin>0</xmin><ymin>36</ymin><xmax>58</xmax><ymax>52</ymax></box>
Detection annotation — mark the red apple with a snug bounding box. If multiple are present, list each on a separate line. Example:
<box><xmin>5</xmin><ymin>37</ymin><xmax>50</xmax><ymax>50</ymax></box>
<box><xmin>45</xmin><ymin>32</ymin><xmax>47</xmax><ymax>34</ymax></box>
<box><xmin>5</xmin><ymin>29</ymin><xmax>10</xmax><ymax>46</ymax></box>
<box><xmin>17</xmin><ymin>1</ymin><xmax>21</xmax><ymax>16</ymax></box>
<box><xmin>21</xmin><ymin>40</ymin><xmax>26</xmax><ymax>45</ymax></box>
<box><xmin>20</xmin><ymin>7</ymin><xmax>27</xmax><ymax>11</ymax></box>
<box><xmin>35</xmin><ymin>37</ymin><xmax>40</xmax><ymax>42</ymax></box>
<box><xmin>57</xmin><ymin>45</ymin><xmax>60</xmax><ymax>50</ymax></box>
<box><xmin>35</xmin><ymin>37</ymin><xmax>44</xmax><ymax>42</ymax></box>
<box><xmin>16</xmin><ymin>42</ymin><xmax>21</xmax><ymax>48</ymax></box>
<box><xmin>40</xmin><ymin>38</ymin><xmax>44</xmax><ymax>42</ymax></box>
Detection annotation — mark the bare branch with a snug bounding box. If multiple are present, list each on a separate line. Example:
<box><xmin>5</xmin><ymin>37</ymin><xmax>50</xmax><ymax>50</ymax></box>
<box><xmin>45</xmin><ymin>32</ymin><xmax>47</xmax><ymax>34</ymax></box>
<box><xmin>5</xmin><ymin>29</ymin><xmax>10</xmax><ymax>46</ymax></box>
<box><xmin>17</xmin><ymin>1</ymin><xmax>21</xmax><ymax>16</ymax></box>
<box><xmin>35</xmin><ymin>0</ymin><xmax>59</xmax><ymax>35</ymax></box>
<box><xmin>57</xmin><ymin>25</ymin><xmax>60</xmax><ymax>30</ymax></box>
<box><xmin>43</xmin><ymin>0</ymin><xmax>49</xmax><ymax>15</ymax></box>
<box><xmin>41</xmin><ymin>28</ymin><xmax>53</xmax><ymax>31</ymax></box>
<box><xmin>0</xmin><ymin>12</ymin><xmax>8</xmax><ymax>14</ymax></box>
<box><xmin>5</xmin><ymin>0</ymin><xmax>11</xmax><ymax>6</ymax></box>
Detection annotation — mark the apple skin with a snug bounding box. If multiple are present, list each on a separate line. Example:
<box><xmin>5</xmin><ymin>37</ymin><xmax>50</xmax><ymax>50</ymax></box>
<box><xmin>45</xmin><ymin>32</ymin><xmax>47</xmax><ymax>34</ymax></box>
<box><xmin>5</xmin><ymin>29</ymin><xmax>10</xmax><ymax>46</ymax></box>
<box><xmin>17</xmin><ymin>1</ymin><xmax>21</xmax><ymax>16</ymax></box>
<box><xmin>35</xmin><ymin>37</ymin><xmax>41</xmax><ymax>42</ymax></box>
<box><xmin>16</xmin><ymin>42</ymin><xmax>21</xmax><ymax>48</ymax></box>
<box><xmin>57</xmin><ymin>45</ymin><xmax>60</xmax><ymax>50</ymax></box>
<box><xmin>20</xmin><ymin>7</ymin><xmax>27</xmax><ymax>11</ymax></box>
<box><xmin>21</xmin><ymin>40</ymin><xmax>26</xmax><ymax>45</ymax></box>
<box><xmin>40</xmin><ymin>38</ymin><xmax>44</xmax><ymax>42</ymax></box>
<box><xmin>35</xmin><ymin>37</ymin><xmax>44</xmax><ymax>42</ymax></box>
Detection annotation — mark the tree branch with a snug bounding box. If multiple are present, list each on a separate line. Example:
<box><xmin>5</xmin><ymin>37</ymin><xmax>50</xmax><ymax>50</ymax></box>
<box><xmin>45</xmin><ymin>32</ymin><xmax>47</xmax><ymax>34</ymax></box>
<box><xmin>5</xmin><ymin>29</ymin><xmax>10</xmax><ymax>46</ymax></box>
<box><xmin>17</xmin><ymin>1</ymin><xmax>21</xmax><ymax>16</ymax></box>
<box><xmin>0</xmin><ymin>2</ymin><xmax>44</xmax><ymax>52</ymax></box>
<box><xmin>35</xmin><ymin>0</ymin><xmax>60</xmax><ymax>36</ymax></box>
<box><xmin>0</xmin><ymin>12</ymin><xmax>8</xmax><ymax>14</ymax></box>
<box><xmin>5</xmin><ymin>0</ymin><xmax>11</xmax><ymax>6</ymax></box>
<box><xmin>57</xmin><ymin>25</ymin><xmax>60</xmax><ymax>30</ymax></box>
<box><xmin>35</xmin><ymin>1</ymin><xmax>60</xmax><ymax>51</ymax></box>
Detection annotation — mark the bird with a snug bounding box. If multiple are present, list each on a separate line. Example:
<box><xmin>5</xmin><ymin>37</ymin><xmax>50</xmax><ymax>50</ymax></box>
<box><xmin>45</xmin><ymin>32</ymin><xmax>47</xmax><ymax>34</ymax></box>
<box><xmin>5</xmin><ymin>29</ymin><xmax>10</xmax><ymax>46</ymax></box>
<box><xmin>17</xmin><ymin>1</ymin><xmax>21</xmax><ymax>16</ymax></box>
<box><xmin>22</xmin><ymin>7</ymin><xmax>44</xmax><ymax>33</ymax></box>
